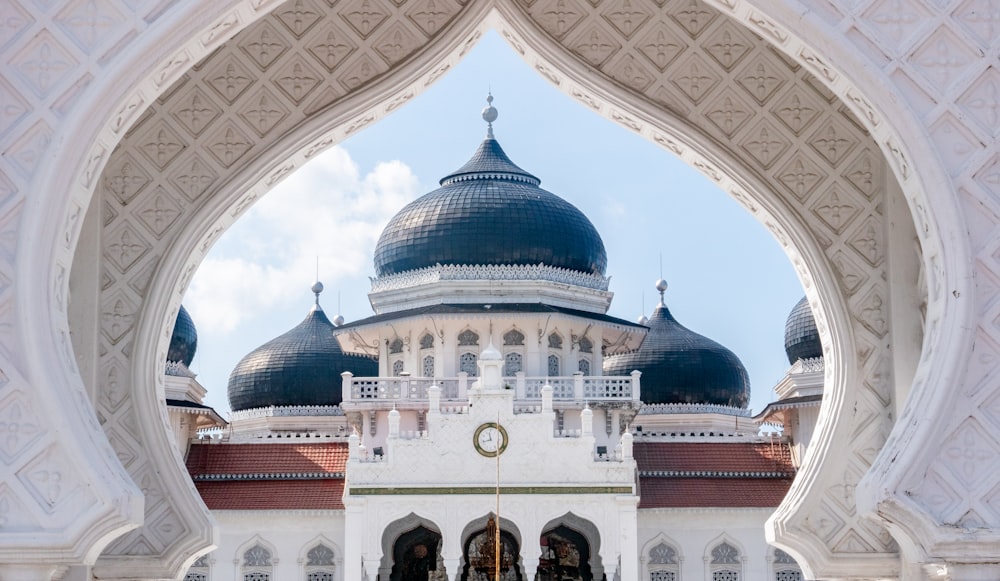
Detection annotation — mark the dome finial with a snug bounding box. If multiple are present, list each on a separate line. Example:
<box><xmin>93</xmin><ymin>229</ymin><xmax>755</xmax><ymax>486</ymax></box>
<box><xmin>655</xmin><ymin>279</ymin><xmax>668</xmax><ymax>306</ymax></box>
<box><xmin>311</xmin><ymin>280</ymin><xmax>324</xmax><ymax>310</ymax></box>
<box><xmin>482</xmin><ymin>92</ymin><xmax>498</xmax><ymax>139</ymax></box>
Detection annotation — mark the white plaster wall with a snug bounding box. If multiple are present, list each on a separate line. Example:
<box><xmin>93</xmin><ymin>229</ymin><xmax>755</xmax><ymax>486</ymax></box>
<box><xmin>638</xmin><ymin>509</ymin><xmax>778</xmax><ymax>580</ymax></box>
<box><xmin>210</xmin><ymin>511</ymin><xmax>346</xmax><ymax>581</ymax></box>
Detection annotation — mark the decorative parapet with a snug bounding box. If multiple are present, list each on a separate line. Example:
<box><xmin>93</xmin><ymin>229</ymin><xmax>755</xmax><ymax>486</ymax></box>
<box><xmin>789</xmin><ymin>357</ymin><xmax>824</xmax><ymax>374</ymax></box>
<box><xmin>369</xmin><ymin>263</ymin><xmax>611</xmax><ymax>292</ymax></box>
<box><xmin>164</xmin><ymin>360</ymin><xmax>196</xmax><ymax>377</ymax></box>
<box><xmin>229</xmin><ymin>405</ymin><xmax>346</xmax><ymax>421</ymax></box>
<box><xmin>638</xmin><ymin>403</ymin><xmax>752</xmax><ymax>417</ymax></box>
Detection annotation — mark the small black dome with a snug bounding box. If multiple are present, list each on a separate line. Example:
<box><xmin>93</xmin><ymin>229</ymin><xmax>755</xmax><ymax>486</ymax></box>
<box><xmin>784</xmin><ymin>296</ymin><xmax>822</xmax><ymax>364</ymax></box>
<box><xmin>227</xmin><ymin>304</ymin><xmax>377</xmax><ymax>411</ymax></box>
<box><xmin>373</xmin><ymin>135</ymin><xmax>607</xmax><ymax>277</ymax></box>
<box><xmin>167</xmin><ymin>305</ymin><xmax>198</xmax><ymax>367</ymax></box>
<box><xmin>603</xmin><ymin>302</ymin><xmax>750</xmax><ymax>407</ymax></box>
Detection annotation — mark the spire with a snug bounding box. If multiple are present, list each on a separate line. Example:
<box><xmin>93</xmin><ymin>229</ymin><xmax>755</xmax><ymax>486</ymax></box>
<box><xmin>482</xmin><ymin>92</ymin><xmax>498</xmax><ymax>139</ymax></box>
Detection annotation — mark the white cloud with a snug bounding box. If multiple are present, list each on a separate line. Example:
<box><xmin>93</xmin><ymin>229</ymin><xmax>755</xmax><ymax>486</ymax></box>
<box><xmin>185</xmin><ymin>146</ymin><xmax>420</xmax><ymax>333</ymax></box>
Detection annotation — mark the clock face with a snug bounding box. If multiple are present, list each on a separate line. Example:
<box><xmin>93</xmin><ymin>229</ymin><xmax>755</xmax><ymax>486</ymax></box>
<box><xmin>473</xmin><ymin>422</ymin><xmax>508</xmax><ymax>457</ymax></box>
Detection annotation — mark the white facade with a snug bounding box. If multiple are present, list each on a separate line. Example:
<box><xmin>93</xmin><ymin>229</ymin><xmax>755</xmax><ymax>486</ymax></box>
<box><xmin>3</xmin><ymin>0</ymin><xmax>998</xmax><ymax>579</ymax></box>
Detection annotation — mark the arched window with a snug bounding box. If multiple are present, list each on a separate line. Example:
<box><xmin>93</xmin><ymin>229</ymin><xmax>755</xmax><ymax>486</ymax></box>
<box><xmin>578</xmin><ymin>358</ymin><xmax>591</xmax><ymax>375</ymax></box>
<box><xmin>578</xmin><ymin>336</ymin><xmax>593</xmax><ymax>353</ymax></box>
<box><xmin>710</xmin><ymin>541</ymin><xmax>741</xmax><ymax>581</ymax></box>
<box><xmin>392</xmin><ymin>360</ymin><xmax>404</xmax><ymax>376</ymax></box>
<box><xmin>184</xmin><ymin>554</ymin><xmax>210</xmax><ymax>581</ymax></box>
<box><xmin>389</xmin><ymin>338</ymin><xmax>404</xmax><ymax>354</ymax></box>
<box><xmin>503</xmin><ymin>329</ymin><xmax>524</xmax><ymax>346</ymax></box>
<box><xmin>419</xmin><ymin>333</ymin><xmax>434</xmax><ymax>349</ymax></box>
<box><xmin>504</xmin><ymin>352</ymin><xmax>522</xmax><ymax>376</ymax></box>
<box><xmin>423</xmin><ymin>355</ymin><xmax>435</xmax><ymax>377</ymax></box>
<box><xmin>647</xmin><ymin>541</ymin><xmax>679</xmax><ymax>581</ymax></box>
<box><xmin>548</xmin><ymin>354</ymin><xmax>560</xmax><ymax>376</ymax></box>
<box><xmin>241</xmin><ymin>544</ymin><xmax>273</xmax><ymax>581</ymax></box>
<box><xmin>772</xmin><ymin>548</ymin><xmax>803</xmax><ymax>581</ymax></box>
<box><xmin>458</xmin><ymin>330</ymin><xmax>479</xmax><ymax>346</ymax></box>
<box><xmin>460</xmin><ymin>352</ymin><xmax>478</xmax><ymax>377</ymax></box>
<box><xmin>305</xmin><ymin>543</ymin><xmax>336</xmax><ymax>581</ymax></box>
<box><xmin>548</xmin><ymin>332</ymin><xmax>563</xmax><ymax>349</ymax></box>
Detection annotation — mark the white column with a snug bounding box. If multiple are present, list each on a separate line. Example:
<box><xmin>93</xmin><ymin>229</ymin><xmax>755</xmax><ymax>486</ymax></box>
<box><xmin>343</xmin><ymin>501</ymin><xmax>365</xmax><ymax>581</ymax></box>
<box><xmin>616</xmin><ymin>496</ymin><xmax>640</xmax><ymax>581</ymax></box>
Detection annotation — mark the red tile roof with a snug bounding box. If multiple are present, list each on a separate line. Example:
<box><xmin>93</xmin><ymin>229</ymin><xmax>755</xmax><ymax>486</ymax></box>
<box><xmin>195</xmin><ymin>480</ymin><xmax>345</xmax><ymax>510</ymax></box>
<box><xmin>633</xmin><ymin>441</ymin><xmax>794</xmax><ymax>474</ymax></box>
<box><xmin>638</xmin><ymin>477</ymin><xmax>793</xmax><ymax>508</ymax></box>
<box><xmin>186</xmin><ymin>442</ymin><xmax>348</xmax><ymax>476</ymax></box>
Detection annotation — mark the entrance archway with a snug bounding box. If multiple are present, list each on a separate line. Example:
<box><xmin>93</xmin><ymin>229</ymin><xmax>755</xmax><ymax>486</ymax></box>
<box><xmin>7</xmin><ymin>0</ymin><xmax>983</xmax><ymax>578</ymax></box>
<box><xmin>391</xmin><ymin>525</ymin><xmax>444</xmax><ymax>581</ymax></box>
<box><xmin>538</xmin><ymin>525</ymin><xmax>595</xmax><ymax>581</ymax></box>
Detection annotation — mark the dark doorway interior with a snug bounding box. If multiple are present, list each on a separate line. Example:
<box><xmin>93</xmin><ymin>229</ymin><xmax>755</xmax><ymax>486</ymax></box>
<box><xmin>537</xmin><ymin>525</ymin><xmax>593</xmax><ymax>581</ymax></box>
<box><xmin>391</xmin><ymin>525</ymin><xmax>442</xmax><ymax>581</ymax></box>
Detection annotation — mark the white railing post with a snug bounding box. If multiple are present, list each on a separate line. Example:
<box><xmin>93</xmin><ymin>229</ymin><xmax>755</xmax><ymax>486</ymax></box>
<box><xmin>341</xmin><ymin>371</ymin><xmax>354</xmax><ymax>402</ymax></box>
<box><xmin>428</xmin><ymin>385</ymin><xmax>441</xmax><ymax>415</ymax></box>
<box><xmin>574</xmin><ymin>372</ymin><xmax>584</xmax><ymax>400</ymax></box>
<box><xmin>542</xmin><ymin>384</ymin><xmax>553</xmax><ymax>413</ymax></box>
<box><xmin>516</xmin><ymin>371</ymin><xmax>525</xmax><ymax>398</ymax></box>
<box><xmin>458</xmin><ymin>372</ymin><xmax>468</xmax><ymax>400</ymax></box>
<box><xmin>630</xmin><ymin>370</ymin><xmax>642</xmax><ymax>401</ymax></box>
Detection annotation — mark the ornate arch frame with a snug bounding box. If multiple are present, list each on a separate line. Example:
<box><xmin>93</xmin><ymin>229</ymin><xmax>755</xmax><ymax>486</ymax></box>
<box><xmin>3</xmin><ymin>0</ymin><xmax>980</xmax><ymax>579</ymax></box>
<box><xmin>640</xmin><ymin>532</ymin><xmax>683</xmax><ymax>580</ymax></box>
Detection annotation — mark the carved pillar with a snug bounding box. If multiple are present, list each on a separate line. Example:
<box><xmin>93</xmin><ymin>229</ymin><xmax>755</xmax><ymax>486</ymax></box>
<box><xmin>521</xmin><ymin>556</ymin><xmax>540</xmax><ymax>580</ymax></box>
<box><xmin>442</xmin><ymin>558</ymin><xmax>461</xmax><ymax>581</ymax></box>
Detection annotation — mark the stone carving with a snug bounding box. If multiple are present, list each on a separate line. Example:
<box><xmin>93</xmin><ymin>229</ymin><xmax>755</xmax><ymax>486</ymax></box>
<box><xmin>2</xmin><ymin>0</ymin><xmax>997</xmax><ymax>577</ymax></box>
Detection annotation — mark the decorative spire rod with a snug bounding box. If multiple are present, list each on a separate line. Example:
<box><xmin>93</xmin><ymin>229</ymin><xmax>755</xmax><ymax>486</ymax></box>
<box><xmin>482</xmin><ymin>92</ymin><xmax>498</xmax><ymax>139</ymax></box>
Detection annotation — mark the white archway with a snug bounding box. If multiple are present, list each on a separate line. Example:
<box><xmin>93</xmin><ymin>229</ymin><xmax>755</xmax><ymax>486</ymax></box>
<box><xmin>2</xmin><ymin>1</ymin><xmax>990</xmax><ymax>579</ymax></box>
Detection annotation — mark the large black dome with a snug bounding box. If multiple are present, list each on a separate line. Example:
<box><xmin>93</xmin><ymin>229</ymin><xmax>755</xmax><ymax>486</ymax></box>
<box><xmin>373</xmin><ymin>127</ymin><xmax>607</xmax><ymax>277</ymax></box>
<box><xmin>604</xmin><ymin>299</ymin><xmax>750</xmax><ymax>407</ymax></box>
<box><xmin>167</xmin><ymin>304</ymin><xmax>198</xmax><ymax>367</ymax></box>
<box><xmin>227</xmin><ymin>300</ymin><xmax>377</xmax><ymax>411</ymax></box>
<box><xmin>784</xmin><ymin>296</ymin><xmax>822</xmax><ymax>364</ymax></box>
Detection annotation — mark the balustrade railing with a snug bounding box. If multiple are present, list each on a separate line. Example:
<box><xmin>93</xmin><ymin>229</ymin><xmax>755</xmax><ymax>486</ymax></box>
<box><xmin>342</xmin><ymin>371</ymin><xmax>641</xmax><ymax>403</ymax></box>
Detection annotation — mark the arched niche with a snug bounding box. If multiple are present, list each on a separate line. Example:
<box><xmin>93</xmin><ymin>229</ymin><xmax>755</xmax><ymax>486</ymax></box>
<box><xmin>10</xmin><ymin>0</ymin><xmax>972</xmax><ymax>578</ymax></box>
<box><xmin>379</xmin><ymin>513</ymin><xmax>445</xmax><ymax>581</ymax></box>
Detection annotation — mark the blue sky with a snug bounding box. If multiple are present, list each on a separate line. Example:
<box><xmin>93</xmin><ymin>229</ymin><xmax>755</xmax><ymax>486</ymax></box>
<box><xmin>184</xmin><ymin>30</ymin><xmax>804</xmax><ymax>417</ymax></box>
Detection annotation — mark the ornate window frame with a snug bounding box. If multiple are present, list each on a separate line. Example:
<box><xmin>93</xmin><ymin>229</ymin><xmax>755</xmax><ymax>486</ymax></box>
<box><xmin>301</xmin><ymin>538</ymin><xmax>338</xmax><ymax>581</ymax></box>
<box><xmin>236</xmin><ymin>537</ymin><xmax>278</xmax><ymax>581</ymax></box>
<box><xmin>704</xmin><ymin>537</ymin><xmax>744</xmax><ymax>581</ymax></box>
<box><xmin>642</xmin><ymin>534</ymin><xmax>681</xmax><ymax>581</ymax></box>
<box><xmin>769</xmin><ymin>548</ymin><xmax>803</xmax><ymax>581</ymax></box>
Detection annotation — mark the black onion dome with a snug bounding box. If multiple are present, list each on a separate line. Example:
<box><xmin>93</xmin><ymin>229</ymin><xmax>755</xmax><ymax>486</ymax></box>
<box><xmin>373</xmin><ymin>135</ymin><xmax>607</xmax><ymax>277</ymax></box>
<box><xmin>167</xmin><ymin>305</ymin><xmax>198</xmax><ymax>367</ymax></box>
<box><xmin>227</xmin><ymin>304</ymin><xmax>377</xmax><ymax>411</ymax></box>
<box><xmin>784</xmin><ymin>296</ymin><xmax>822</xmax><ymax>364</ymax></box>
<box><xmin>603</xmin><ymin>303</ymin><xmax>750</xmax><ymax>407</ymax></box>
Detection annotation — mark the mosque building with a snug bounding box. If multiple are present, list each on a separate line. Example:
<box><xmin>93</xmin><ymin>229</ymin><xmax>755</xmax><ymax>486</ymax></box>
<box><xmin>166</xmin><ymin>99</ymin><xmax>821</xmax><ymax>581</ymax></box>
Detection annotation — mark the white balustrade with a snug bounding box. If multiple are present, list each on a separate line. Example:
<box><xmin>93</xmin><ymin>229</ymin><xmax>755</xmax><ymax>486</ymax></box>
<box><xmin>345</xmin><ymin>375</ymin><xmax>639</xmax><ymax>403</ymax></box>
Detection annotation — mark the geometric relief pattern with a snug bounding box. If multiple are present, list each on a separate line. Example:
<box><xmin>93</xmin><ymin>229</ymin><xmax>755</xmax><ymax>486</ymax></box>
<box><xmin>93</xmin><ymin>0</ymin><xmax>466</xmax><ymax>571</ymax></box>
<box><xmin>522</xmin><ymin>0</ymin><xmax>896</xmax><ymax>568</ymax></box>
<box><xmin>3</xmin><ymin>0</ymin><xmax>991</xmax><ymax>576</ymax></box>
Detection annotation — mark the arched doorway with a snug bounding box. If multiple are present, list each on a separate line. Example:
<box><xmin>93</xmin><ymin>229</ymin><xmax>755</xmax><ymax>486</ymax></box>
<box><xmin>390</xmin><ymin>525</ymin><xmax>444</xmax><ymax>581</ymax></box>
<box><xmin>537</xmin><ymin>525</ymin><xmax>594</xmax><ymax>581</ymax></box>
<box><xmin>461</xmin><ymin>515</ymin><xmax>523</xmax><ymax>581</ymax></box>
